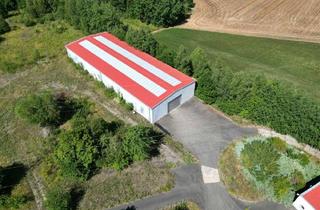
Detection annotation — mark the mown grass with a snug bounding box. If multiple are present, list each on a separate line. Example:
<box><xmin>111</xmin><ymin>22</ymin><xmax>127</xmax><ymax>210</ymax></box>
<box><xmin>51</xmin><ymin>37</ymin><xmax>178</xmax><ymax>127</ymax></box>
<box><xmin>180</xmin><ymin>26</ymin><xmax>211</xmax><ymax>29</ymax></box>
<box><xmin>154</xmin><ymin>29</ymin><xmax>320</xmax><ymax>103</ymax></box>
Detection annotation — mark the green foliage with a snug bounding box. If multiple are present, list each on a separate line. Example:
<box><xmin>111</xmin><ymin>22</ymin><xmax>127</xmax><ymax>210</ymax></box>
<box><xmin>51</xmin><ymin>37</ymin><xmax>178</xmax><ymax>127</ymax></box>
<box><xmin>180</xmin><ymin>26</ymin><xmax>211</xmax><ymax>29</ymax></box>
<box><xmin>156</xmin><ymin>44</ymin><xmax>176</xmax><ymax>67</ymax></box>
<box><xmin>44</xmin><ymin>187</ymin><xmax>71</xmax><ymax>210</ymax></box>
<box><xmin>190</xmin><ymin>48</ymin><xmax>320</xmax><ymax>149</ymax></box>
<box><xmin>63</xmin><ymin>0</ymin><xmax>127</xmax><ymax>39</ymax></box>
<box><xmin>241</xmin><ymin>140</ymin><xmax>280</xmax><ymax>182</ymax></box>
<box><xmin>269</xmin><ymin>137</ymin><xmax>287</xmax><ymax>152</ymax></box>
<box><xmin>128</xmin><ymin>0</ymin><xmax>192</xmax><ymax>27</ymax></box>
<box><xmin>236</xmin><ymin>137</ymin><xmax>320</xmax><ymax>206</ymax></box>
<box><xmin>123</xmin><ymin>126</ymin><xmax>155</xmax><ymax>162</ymax></box>
<box><xmin>55</xmin><ymin>124</ymin><xmax>99</xmax><ymax>180</ymax></box>
<box><xmin>174</xmin><ymin>45</ymin><xmax>193</xmax><ymax>76</ymax></box>
<box><xmin>285</xmin><ymin>148</ymin><xmax>309</xmax><ymax>166</ymax></box>
<box><xmin>271</xmin><ymin>176</ymin><xmax>291</xmax><ymax>201</ymax></box>
<box><xmin>125</xmin><ymin>28</ymin><xmax>158</xmax><ymax>56</ymax></box>
<box><xmin>0</xmin><ymin>164</ymin><xmax>28</xmax><ymax>209</ymax></box>
<box><xmin>15</xmin><ymin>92</ymin><xmax>89</xmax><ymax>127</ymax></box>
<box><xmin>25</xmin><ymin>0</ymin><xmax>59</xmax><ymax>18</ymax></box>
<box><xmin>0</xmin><ymin>16</ymin><xmax>10</xmax><ymax>35</ymax></box>
<box><xmin>0</xmin><ymin>195</ymin><xmax>27</xmax><ymax>209</ymax></box>
<box><xmin>15</xmin><ymin>91</ymin><xmax>62</xmax><ymax>126</ymax></box>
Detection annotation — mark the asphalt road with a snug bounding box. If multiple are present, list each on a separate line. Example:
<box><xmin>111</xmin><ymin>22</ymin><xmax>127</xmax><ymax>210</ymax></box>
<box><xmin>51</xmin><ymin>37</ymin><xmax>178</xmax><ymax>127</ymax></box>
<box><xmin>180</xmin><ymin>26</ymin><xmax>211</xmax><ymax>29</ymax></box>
<box><xmin>108</xmin><ymin>98</ymin><xmax>291</xmax><ymax>210</ymax></box>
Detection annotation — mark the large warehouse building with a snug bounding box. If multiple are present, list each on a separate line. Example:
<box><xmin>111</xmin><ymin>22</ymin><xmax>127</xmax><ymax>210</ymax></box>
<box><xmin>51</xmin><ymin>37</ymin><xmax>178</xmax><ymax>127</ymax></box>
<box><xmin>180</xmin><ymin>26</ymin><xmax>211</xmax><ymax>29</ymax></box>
<box><xmin>66</xmin><ymin>32</ymin><xmax>195</xmax><ymax>123</ymax></box>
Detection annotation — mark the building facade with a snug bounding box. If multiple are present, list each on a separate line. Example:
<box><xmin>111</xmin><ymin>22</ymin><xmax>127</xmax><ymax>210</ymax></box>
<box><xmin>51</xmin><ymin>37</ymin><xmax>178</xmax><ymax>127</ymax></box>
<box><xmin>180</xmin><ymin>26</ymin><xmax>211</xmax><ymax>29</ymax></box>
<box><xmin>66</xmin><ymin>32</ymin><xmax>195</xmax><ymax>123</ymax></box>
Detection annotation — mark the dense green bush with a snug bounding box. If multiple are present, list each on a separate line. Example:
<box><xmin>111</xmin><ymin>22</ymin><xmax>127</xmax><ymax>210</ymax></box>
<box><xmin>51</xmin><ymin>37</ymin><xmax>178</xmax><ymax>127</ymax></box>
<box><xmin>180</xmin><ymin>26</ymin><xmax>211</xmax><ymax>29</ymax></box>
<box><xmin>0</xmin><ymin>195</ymin><xmax>27</xmax><ymax>209</ymax></box>
<box><xmin>62</xmin><ymin>0</ymin><xmax>127</xmax><ymax>39</ymax></box>
<box><xmin>128</xmin><ymin>0</ymin><xmax>192</xmax><ymax>27</ymax></box>
<box><xmin>54</xmin><ymin>111</ymin><xmax>159</xmax><ymax>177</ymax></box>
<box><xmin>15</xmin><ymin>91</ymin><xmax>62</xmax><ymax>126</ymax></box>
<box><xmin>241</xmin><ymin>140</ymin><xmax>280</xmax><ymax>182</ymax></box>
<box><xmin>193</xmin><ymin>50</ymin><xmax>320</xmax><ymax>149</ymax></box>
<box><xmin>44</xmin><ymin>187</ymin><xmax>71</xmax><ymax>210</ymax></box>
<box><xmin>0</xmin><ymin>16</ymin><xmax>10</xmax><ymax>35</ymax></box>
<box><xmin>15</xmin><ymin>92</ymin><xmax>89</xmax><ymax>127</ymax></box>
<box><xmin>125</xmin><ymin>28</ymin><xmax>159</xmax><ymax>56</ymax></box>
<box><xmin>236</xmin><ymin>136</ymin><xmax>320</xmax><ymax>206</ymax></box>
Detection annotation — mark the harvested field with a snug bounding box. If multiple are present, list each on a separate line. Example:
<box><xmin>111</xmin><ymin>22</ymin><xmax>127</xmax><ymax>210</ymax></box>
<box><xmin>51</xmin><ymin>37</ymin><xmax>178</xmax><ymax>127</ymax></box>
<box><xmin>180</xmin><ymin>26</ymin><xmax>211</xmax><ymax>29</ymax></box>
<box><xmin>182</xmin><ymin>0</ymin><xmax>320</xmax><ymax>42</ymax></box>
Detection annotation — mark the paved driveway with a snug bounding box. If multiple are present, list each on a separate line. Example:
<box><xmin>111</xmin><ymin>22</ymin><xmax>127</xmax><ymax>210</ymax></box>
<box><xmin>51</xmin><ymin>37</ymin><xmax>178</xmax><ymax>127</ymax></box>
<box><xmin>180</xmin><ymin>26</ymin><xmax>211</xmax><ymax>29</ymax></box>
<box><xmin>157</xmin><ymin>97</ymin><xmax>256</xmax><ymax>168</ymax></box>
<box><xmin>157</xmin><ymin>98</ymin><xmax>290</xmax><ymax>210</ymax></box>
<box><xmin>108</xmin><ymin>98</ymin><xmax>291</xmax><ymax>210</ymax></box>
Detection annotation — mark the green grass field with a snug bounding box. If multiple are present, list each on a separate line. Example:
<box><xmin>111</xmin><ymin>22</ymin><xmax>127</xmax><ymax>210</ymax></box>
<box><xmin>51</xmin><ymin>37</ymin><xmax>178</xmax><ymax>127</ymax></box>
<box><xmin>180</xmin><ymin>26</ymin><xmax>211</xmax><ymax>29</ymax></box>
<box><xmin>154</xmin><ymin>29</ymin><xmax>320</xmax><ymax>103</ymax></box>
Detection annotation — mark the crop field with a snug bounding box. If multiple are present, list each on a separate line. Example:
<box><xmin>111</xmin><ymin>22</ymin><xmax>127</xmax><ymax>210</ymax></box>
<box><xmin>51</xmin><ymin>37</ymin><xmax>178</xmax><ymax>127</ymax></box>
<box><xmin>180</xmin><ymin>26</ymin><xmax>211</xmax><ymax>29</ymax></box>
<box><xmin>154</xmin><ymin>28</ymin><xmax>320</xmax><ymax>103</ymax></box>
<box><xmin>182</xmin><ymin>0</ymin><xmax>320</xmax><ymax>43</ymax></box>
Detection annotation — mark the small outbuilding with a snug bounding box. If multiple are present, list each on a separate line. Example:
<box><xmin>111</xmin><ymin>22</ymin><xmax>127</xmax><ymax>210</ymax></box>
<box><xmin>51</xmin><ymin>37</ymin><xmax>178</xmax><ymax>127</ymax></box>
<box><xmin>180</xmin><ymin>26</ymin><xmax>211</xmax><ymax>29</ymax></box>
<box><xmin>66</xmin><ymin>32</ymin><xmax>195</xmax><ymax>123</ymax></box>
<box><xmin>293</xmin><ymin>181</ymin><xmax>320</xmax><ymax>210</ymax></box>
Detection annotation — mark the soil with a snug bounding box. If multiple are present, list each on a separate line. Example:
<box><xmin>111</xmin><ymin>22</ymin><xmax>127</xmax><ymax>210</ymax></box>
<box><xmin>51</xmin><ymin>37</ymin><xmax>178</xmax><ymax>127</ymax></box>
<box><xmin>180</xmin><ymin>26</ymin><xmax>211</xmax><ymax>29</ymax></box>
<box><xmin>181</xmin><ymin>0</ymin><xmax>320</xmax><ymax>43</ymax></box>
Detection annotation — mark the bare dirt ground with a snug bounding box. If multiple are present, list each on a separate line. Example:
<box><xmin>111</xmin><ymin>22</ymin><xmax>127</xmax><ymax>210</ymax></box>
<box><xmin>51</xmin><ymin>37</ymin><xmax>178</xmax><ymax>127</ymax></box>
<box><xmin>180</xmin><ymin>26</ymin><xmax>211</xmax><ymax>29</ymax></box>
<box><xmin>181</xmin><ymin>0</ymin><xmax>320</xmax><ymax>43</ymax></box>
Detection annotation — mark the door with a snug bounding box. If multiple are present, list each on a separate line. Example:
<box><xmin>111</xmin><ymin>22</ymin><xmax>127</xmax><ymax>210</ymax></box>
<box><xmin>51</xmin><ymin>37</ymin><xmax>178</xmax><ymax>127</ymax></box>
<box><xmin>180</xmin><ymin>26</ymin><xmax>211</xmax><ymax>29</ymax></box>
<box><xmin>168</xmin><ymin>95</ymin><xmax>182</xmax><ymax>112</ymax></box>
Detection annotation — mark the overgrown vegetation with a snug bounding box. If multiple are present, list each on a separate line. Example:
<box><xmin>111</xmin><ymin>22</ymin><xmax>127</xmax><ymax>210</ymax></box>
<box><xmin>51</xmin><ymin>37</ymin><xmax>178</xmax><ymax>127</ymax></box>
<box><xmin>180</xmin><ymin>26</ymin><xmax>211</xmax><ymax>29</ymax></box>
<box><xmin>15</xmin><ymin>91</ymin><xmax>88</xmax><ymax>127</ymax></box>
<box><xmin>0</xmin><ymin>164</ymin><xmax>34</xmax><ymax>209</ymax></box>
<box><xmin>44</xmin><ymin>187</ymin><xmax>71</xmax><ymax>210</ymax></box>
<box><xmin>163</xmin><ymin>201</ymin><xmax>200</xmax><ymax>210</ymax></box>
<box><xmin>155</xmin><ymin>30</ymin><xmax>320</xmax><ymax>150</ymax></box>
<box><xmin>220</xmin><ymin>136</ymin><xmax>320</xmax><ymax>206</ymax></box>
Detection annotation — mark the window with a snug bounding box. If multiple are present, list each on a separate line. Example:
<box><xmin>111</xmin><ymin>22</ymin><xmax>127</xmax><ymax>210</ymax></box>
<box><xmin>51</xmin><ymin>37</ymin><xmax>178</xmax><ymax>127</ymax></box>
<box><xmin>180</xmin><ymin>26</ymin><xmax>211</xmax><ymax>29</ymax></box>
<box><xmin>140</xmin><ymin>106</ymin><xmax>144</xmax><ymax>113</ymax></box>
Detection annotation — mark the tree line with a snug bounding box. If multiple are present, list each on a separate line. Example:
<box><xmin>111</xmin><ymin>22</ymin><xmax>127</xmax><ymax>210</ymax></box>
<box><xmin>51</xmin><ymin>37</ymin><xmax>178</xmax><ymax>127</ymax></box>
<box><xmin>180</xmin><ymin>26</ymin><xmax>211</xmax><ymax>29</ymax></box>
<box><xmin>123</xmin><ymin>30</ymin><xmax>320</xmax><ymax>150</ymax></box>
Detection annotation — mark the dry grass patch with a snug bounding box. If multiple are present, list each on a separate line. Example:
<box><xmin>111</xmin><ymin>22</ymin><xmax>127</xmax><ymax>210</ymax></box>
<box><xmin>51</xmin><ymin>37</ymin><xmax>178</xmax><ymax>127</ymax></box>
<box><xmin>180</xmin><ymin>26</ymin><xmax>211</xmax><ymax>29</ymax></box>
<box><xmin>79</xmin><ymin>161</ymin><xmax>174</xmax><ymax>209</ymax></box>
<box><xmin>218</xmin><ymin>142</ymin><xmax>263</xmax><ymax>201</ymax></box>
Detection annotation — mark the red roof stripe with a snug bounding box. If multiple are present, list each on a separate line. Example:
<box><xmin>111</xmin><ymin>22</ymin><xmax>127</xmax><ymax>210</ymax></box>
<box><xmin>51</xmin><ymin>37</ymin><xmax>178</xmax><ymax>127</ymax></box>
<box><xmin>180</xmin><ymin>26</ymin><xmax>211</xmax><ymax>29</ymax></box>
<box><xmin>86</xmin><ymin>36</ymin><xmax>173</xmax><ymax>91</ymax></box>
<box><xmin>66</xmin><ymin>32</ymin><xmax>194</xmax><ymax>108</ymax></box>
<box><xmin>304</xmin><ymin>184</ymin><xmax>320</xmax><ymax>210</ymax></box>
<box><xmin>100</xmin><ymin>33</ymin><xmax>192</xmax><ymax>84</ymax></box>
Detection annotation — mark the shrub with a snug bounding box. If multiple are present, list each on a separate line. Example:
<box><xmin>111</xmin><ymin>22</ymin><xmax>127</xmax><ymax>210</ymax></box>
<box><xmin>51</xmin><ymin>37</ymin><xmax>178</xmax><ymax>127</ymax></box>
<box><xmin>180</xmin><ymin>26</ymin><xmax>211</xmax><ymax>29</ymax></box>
<box><xmin>0</xmin><ymin>16</ymin><xmax>10</xmax><ymax>35</ymax></box>
<box><xmin>125</xmin><ymin>28</ymin><xmax>159</xmax><ymax>56</ymax></box>
<box><xmin>45</xmin><ymin>187</ymin><xmax>71</xmax><ymax>210</ymax></box>
<box><xmin>195</xmin><ymin>57</ymin><xmax>320</xmax><ymax>149</ymax></box>
<box><xmin>54</xmin><ymin>116</ymin><xmax>99</xmax><ymax>180</ymax></box>
<box><xmin>122</xmin><ymin>126</ymin><xmax>155</xmax><ymax>162</ymax></box>
<box><xmin>15</xmin><ymin>91</ymin><xmax>62</xmax><ymax>126</ymax></box>
<box><xmin>0</xmin><ymin>195</ymin><xmax>27</xmax><ymax>209</ymax></box>
<box><xmin>240</xmin><ymin>140</ymin><xmax>280</xmax><ymax>182</ymax></box>
<box><xmin>271</xmin><ymin>176</ymin><xmax>291</xmax><ymax>201</ymax></box>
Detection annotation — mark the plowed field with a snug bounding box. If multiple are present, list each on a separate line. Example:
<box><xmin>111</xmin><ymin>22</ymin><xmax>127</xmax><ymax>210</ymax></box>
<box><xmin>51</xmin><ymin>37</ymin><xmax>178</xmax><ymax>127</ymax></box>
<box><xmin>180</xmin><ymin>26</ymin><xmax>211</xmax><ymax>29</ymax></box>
<box><xmin>182</xmin><ymin>0</ymin><xmax>320</xmax><ymax>42</ymax></box>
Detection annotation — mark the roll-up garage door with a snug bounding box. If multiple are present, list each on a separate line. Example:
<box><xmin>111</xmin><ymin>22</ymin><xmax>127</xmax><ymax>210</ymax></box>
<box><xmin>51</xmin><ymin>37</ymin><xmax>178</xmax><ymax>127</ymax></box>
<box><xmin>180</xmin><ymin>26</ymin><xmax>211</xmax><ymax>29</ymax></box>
<box><xmin>168</xmin><ymin>95</ymin><xmax>182</xmax><ymax>112</ymax></box>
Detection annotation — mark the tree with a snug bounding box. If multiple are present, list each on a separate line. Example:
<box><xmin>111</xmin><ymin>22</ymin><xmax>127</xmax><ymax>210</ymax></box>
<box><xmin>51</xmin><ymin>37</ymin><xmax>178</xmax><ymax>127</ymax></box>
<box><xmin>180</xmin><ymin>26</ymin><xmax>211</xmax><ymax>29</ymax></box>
<box><xmin>45</xmin><ymin>187</ymin><xmax>71</xmax><ymax>210</ymax></box>
<box><xmin>190</xmin><ymin>47</ymin><xmax>210</xmax><ymax>78</ymax></box>
<box><xmin>122</xmin><ymin>126</ymin><xmax>155</xmax><ymax>162</ymax></box>
<box><xmin>156</xmin><ymin>45</ymin><xmax>176</xmax><ymax>67</ymax></box>
<box><xmin>25</xmin><ymin>0</ymin><xmax>58</xmax><ymax>18</ymax></box>
<box><xmin>54</xmin><ymin>125</ymin><xmax>98</xmax><ymax>180</ymax></box>
<box><xmin>0</xmin><ymin>16</ymin><xmax>10</xmax><ymax>35</ymax></box>
<box><xmin>125</xmin><ymin>28</ymin><xmax>158</xmax><ymax>56</ymax></box>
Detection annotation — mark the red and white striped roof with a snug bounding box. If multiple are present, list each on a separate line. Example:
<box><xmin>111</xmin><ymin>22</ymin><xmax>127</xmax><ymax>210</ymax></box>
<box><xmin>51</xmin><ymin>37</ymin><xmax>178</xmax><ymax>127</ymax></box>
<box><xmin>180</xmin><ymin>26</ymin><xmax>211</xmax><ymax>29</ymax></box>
<box><xmin>66</xmin><ymin>32</ymin><xmax>194</xmax><ymax>108</ymax></box>
<box><xmin>303</xmin><ymin>182</ymin><xmax>320</xmax><ymax>210</ymax></box>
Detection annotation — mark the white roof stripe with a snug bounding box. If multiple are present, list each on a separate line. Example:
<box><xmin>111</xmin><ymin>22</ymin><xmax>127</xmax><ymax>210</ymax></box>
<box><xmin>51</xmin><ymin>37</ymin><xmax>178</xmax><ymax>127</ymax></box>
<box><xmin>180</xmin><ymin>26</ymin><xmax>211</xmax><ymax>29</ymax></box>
<box><xmin>94</xmin><ymin>35</ymin><xmax>181</xmax><ymax>86</ymax></box>
<box><xmin>80</xmin><ymin>40</ymin><xmax>166</xmax><ymax>97</ymax></box>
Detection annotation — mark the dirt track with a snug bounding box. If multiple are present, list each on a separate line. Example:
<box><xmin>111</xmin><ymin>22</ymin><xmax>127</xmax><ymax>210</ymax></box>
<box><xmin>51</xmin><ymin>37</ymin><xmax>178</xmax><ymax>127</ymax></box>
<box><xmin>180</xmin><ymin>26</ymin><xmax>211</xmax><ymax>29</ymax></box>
<box><xmin>181</xmin><ymin>0</ymin><xmax>320</xmax><ymax>43</ymax></box>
